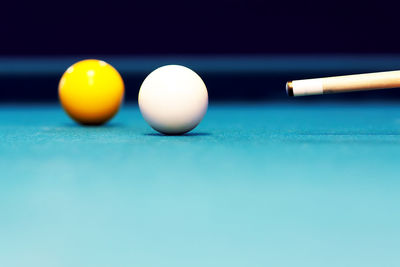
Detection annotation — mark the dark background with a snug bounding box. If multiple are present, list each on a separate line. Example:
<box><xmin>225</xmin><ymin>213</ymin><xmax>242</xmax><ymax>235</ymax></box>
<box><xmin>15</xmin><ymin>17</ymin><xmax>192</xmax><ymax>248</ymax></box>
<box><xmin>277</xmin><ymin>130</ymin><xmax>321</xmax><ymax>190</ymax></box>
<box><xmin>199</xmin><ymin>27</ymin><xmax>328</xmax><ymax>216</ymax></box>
<box><xmin>1</xmin><ymin>0</ymin><xmax>398</xmax><ymax>54</ymax></box>
<box><xmin>1</xmin><ymin>0</ymin><xmax>400</xmax><ymax>101</ymax></box>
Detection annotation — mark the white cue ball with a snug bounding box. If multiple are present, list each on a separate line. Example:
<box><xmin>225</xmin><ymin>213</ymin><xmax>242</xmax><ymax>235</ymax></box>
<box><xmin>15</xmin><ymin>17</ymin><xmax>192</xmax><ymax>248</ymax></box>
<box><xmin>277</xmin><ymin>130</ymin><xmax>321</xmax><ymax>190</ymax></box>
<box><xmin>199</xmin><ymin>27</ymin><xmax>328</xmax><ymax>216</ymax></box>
<box><xmin>138</xmin><ymin>65</ymin><xmax>208</xmax><ymax>135</ymax></box>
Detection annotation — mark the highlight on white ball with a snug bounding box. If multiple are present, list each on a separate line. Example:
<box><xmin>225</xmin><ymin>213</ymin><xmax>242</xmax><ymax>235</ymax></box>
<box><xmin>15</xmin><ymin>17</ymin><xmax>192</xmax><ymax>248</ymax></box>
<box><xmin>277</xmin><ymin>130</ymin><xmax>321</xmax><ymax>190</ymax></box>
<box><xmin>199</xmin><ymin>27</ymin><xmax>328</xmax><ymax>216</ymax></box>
<box><xmin>138</xmin><ymin>65</ymin><xmax>208</xmax><ymax>135</ymax></box>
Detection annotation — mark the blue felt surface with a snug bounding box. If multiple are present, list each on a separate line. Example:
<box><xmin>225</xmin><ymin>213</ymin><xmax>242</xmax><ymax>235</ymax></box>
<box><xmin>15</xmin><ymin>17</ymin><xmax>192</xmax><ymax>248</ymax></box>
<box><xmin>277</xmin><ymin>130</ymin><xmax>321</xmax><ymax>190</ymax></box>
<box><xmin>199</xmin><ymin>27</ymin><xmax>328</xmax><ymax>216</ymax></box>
<box><xmin>2</xmin><ymin>55</ymin><xmax>400</xmax><ymax>75</ymax></box>
<box><xmin>0</xmin><ymin>103</ymin><xmax>400</xmax><ymax>267</ymax></box>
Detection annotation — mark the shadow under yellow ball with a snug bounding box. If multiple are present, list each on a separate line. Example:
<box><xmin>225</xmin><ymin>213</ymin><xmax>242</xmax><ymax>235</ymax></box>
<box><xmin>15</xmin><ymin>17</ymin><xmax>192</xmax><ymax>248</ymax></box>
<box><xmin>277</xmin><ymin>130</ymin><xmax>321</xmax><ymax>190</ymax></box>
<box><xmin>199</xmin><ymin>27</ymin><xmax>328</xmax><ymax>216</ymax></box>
<box><xmin>59</xmin><ymin>59</ymin><xmax>125</xmax><ymax>125</ymax></box>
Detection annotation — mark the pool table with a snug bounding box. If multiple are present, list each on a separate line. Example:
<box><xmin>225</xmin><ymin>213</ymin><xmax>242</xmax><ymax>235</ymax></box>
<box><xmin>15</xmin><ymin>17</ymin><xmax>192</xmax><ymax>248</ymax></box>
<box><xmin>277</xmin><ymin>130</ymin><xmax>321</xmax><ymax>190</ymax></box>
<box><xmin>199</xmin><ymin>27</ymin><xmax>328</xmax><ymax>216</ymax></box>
<box><xmin>1</xmin><ymin>102</ymin><xmax>400</xmax><ymax>267</ymax></box>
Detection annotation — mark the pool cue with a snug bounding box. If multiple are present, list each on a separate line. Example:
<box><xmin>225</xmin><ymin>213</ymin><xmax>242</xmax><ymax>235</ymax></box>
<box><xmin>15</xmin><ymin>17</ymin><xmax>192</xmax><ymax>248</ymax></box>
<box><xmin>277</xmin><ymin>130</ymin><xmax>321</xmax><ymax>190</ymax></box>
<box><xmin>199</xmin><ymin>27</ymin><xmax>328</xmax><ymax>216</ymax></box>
<box><xmin>286</xmin><ymin>70</ymin><xmax>400</xmax><ymax>97</ymax></box>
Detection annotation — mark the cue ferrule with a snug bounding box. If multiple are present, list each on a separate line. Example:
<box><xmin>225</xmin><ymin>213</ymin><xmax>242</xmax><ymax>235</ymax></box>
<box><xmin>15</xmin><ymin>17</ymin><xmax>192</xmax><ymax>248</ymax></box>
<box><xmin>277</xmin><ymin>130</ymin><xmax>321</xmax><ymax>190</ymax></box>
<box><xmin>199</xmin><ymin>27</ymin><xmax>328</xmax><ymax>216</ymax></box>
<box><xmin>286</xmin><ymin>70</ymin><xmax>400</xmax><ymax>97</ymax></box>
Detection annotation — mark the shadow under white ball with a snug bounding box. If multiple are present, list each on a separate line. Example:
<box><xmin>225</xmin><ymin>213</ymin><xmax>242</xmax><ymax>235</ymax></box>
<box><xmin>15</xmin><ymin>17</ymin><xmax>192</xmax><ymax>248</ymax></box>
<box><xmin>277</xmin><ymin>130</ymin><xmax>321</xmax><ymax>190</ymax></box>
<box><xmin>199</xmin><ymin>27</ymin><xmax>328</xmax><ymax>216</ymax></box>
<box><xmin>138</xmin><ymin>65</ymin><xmax>208</xmax><ymax>135</ymax></box>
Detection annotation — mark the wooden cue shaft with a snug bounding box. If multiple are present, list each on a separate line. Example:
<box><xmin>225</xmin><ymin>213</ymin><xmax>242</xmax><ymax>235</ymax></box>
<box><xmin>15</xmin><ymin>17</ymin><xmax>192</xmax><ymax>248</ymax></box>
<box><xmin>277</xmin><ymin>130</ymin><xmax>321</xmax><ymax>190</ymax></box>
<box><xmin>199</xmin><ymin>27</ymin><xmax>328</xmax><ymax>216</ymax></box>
<box><xmin>286</xmin><ymin>70</ymin><xmax>400</xmax><ymax>97</ymax></box>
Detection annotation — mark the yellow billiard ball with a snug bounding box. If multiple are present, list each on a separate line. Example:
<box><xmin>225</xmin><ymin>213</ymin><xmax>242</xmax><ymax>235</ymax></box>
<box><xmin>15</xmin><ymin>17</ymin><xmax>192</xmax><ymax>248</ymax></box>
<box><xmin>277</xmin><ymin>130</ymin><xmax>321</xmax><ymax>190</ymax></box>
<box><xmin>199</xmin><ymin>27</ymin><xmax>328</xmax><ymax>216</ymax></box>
<box><xmin>59</xmin><ymin>59</ymin><xmax>124</xmax><ymax>125</ymax></box>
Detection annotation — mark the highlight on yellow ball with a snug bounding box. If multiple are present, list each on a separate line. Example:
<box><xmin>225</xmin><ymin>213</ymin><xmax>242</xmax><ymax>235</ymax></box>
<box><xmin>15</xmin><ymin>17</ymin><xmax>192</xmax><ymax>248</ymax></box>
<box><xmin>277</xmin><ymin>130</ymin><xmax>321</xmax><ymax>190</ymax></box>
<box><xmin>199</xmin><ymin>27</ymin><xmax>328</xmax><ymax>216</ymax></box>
<box><xmin>58</xmin><ymin>59</ymin><xmax>125</xmax><ymax>125</ymax></box>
